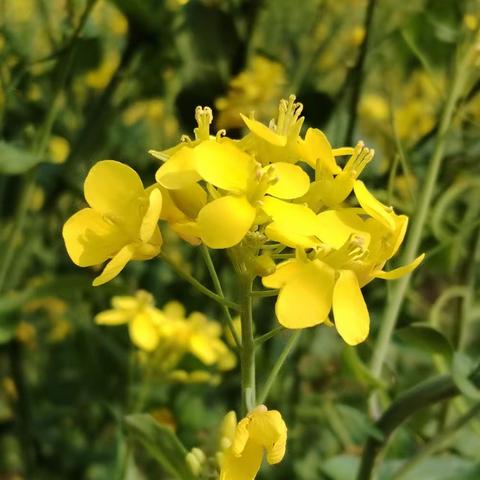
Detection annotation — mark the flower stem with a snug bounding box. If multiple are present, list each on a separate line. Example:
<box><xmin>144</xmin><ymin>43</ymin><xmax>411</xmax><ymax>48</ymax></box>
<box><xmin>239</xmin><ymin>273</ymin><xmax>256</xmax><ymax>414</ymax></box>
<box><xmin>258</xmin><ymin>330</ymin><xmax>301</xmax><ymax>404</ymax></box>
<box><xmin>369</xmin><ymin>36</ymin><xmax>479</xmax><ymax>387</ymax></box>
<box><xmin>159</xmin><ymin>252</ymin><xmax>240</xmax><ymax>311</ymax></box>
<box><xmin>254</xmin><ymin>326</ymin><xmax>285</xmax><ymax>346</ymax></box>
<box><xmin>200</xmin><ymin>245</ymin><xmax>241</xmax><ymax>349</ymax></box>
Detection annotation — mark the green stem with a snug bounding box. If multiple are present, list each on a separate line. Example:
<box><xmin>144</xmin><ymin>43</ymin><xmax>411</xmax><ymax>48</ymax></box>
<box><xmin>239</xmin><ymin>273</ymin><xmax>256</xmax><ymax>414</ymax></box>
<box><xmin>200</xmin><ymin>245</ymin><xmax>241</xmax><ymax>349</ymax></box>
<box><xmin>391</xmin><ymin>402</ymin><xmax>480</xmax><ymax>480</ymax></box>
<box><xmin>250</xmin><ymin>289</ymin><xmax>279</xmax><ymax>298</ymax></box>
<box><xmin>258</xmin><ymin>331</ymin><xmax>301</xmax><ymax>404</ymax></box>
<box><xmin>254</xmin><ymin>326</ymin><xmax>285</xmax><ymax>346</ymax></box>
<box><xmin>159</xmin><ymin>253</ymin><xmax>240</xmax><ymax>311</ymax></box>
<box><xmin>356</xmin><ymin>368</ymin><xmax>480</xmax><ymax>480</ymax></box>
<box><xmin>369</xmin><ymin>37</ymin><xmax>478</xmax><ymax>384</ymax></box>
<box><xmin>344</xmin><ymin>0</ymin><xmax>378</xmax><ymax>144</ymax></box>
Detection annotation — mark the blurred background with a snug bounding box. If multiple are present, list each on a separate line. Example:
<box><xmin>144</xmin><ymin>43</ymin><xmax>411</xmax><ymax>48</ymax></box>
<box><xmin>1</xmin><ymin>0</ymin><xmax>480</xmax><ymax>479</ymax></box>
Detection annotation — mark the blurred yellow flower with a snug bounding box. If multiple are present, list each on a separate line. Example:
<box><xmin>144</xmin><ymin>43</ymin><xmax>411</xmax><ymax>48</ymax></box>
<box><xmin>48</xmin><ymin>136</ymin><xmax>71</xmax><ymax>164</ymax></box>
<box><xmin>95</xmin><ymin>290</ymin><xmax>164</xmax><ymax>351</ymax></box>
<box><xmin>62</xmin><ymin>161</ymin><xmax>163</xmax><ymax>286</ymax></box>
<box><xmin>216</xmin><ymin>56</ymin><xmax>286</xmax><ymax>129</ymax></box>
<box><xmin>219</xmin><ymin>406</ymin><xmax>287</xmax><ymax>480</ymax></box>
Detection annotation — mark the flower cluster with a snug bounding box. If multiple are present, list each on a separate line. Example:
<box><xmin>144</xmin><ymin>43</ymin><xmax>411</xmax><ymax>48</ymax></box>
<box><xmin>95</xmin><ymin>291</ymin><xmax>236</xmax><ymax>380</ymax></box>
<box><xmin>63</xmin><ymin>95</ymin><xmax>423</xmax><ymax>346</ymax></box>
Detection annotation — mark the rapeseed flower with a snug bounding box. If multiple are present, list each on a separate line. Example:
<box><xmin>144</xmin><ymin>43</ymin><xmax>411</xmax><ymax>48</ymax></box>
<box><xmin>219</xmin><ymin>406</ymin><xmax>287</xmax><ymax>480</ymax></box>
<box><xmin>63</xmin><ymin>160</ymin><xmax>162</xmax><ymax>286</ymax></box>
<box><xmin>263</xmin><ymin>181</ymin><xmax>424</xmax><ymax>345</ymax></box>
<box><xmin>95</xmin><ymin>290</ymin><xmax>164</xmax><ymax>351</ymax></box>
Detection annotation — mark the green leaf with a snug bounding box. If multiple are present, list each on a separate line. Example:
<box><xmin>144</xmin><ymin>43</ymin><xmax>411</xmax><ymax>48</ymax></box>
<box><xmin>124</xmin><ymin>414</ymin><xmax>196</xmax><ymax>480</ymax></box>
<box><xmin>335</xmin><ymin>404</ymin><xmax>384</xmax><ymax>443</ymax></box>
<box><xmin>452</xmin><ymin>352</ymin><xmax>480</xmax><ymax>400</ymax></box>
<box><xmin>342</xmin><ymin>346</ymin><xmax>386</xmax><ymax>390</ymax></box>
<box><xmin>0</xmin><ymin>141</ymin><xmax>42</xmax><ymax>174</ymax></box>
<box><xmin>395</xmin><ymin>324</ymin><xmax>453</xmax><ymax>360</ymax></box>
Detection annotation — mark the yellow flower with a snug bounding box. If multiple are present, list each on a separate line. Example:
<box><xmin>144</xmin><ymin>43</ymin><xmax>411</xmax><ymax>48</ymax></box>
<box><xmin>156</xmin><ymin>137</ymin><xmax>310</xmax><ymax>249</ymax></box>
<box><xmin>62</xmin><ymin>160</ymin><xmax>163</xmax><ymax>286</ymax></box>
<box><xmin>219</xmin><ymin>406</ymin><xmax>287</xmax><ymax>480</ymax></box>
<box><xmin>48</xmin><ymin>136</ymin><xmax>70</xmax><ymax>164</ymax></box>
<box><xmin>95</xmin><ymin>290</ymin><xmax>165</xmax><ymax>351</ymax></box>
<box><xmin>263</xmin><ymin>182</ymin><xmax>424</xmax><ymax>345</ymax></box>
<box><xmin>240</xmin><ymin>95</ymin><xmax>304</xmax><ymax>165</ymax></box>
<box><xmin>215</xmin><ymin>56</ymin><xmax>286</xmax><ymax>130</ymax></box>
<box><xmin>160</xmin><ymin>302</ymin><xmax>237</xmax><ymax>370</ymax></box>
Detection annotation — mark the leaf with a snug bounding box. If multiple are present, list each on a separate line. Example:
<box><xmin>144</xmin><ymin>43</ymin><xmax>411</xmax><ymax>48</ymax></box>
<box><xmin>0</xmin><ymin>141</ymin><xmax>42</xmax><ymax>174</ymax></box>
<box><xmin>321</xmin><ymin>455</ymin><xmax>358</xmax><ymax>480</ymax></box>
<box><xmin>335</xmin><ymin>404</ymin><xmax>384</xmax><ymax>443</ymax></box>
<box><xmin>395</xmin><ymin>324</ymin><xmax>453</xmax><ymax>361</ymax></box>
<box><xmin>452</xmin><ymin>352</ymin><xmax>480</xmax><ymax>400</ymax></box>
<box><xmin>342</xmin><ymin>346</ymin><xmax>386</xmax><ymax>390</ymax></box>
<box><xmin>124</xmin><ymin>414</ymin><xmax>196</xmax><ymax>480</ymax></box>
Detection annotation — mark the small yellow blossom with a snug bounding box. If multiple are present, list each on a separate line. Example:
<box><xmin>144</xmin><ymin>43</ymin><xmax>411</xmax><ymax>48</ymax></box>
<box><xmin>62</xmin><ymin>160</ymin><xmax>163</xmax><ymax>286</ymax></box>
<box><xmin>48</xmin><ymin>136</ymin><xmax>71</xmax><ymax>164</ymax></box>
<box><xmin>95</xmin><ymin>290</ymin><xmax>164</xmax><ymax>351</ymax></box>
<box><xmin>216</xmin><ymin>56</ymin><xmax>286</xmax><ymax>129</ymax></box>
<box><xmin>219</xmin><ymin>406</ymin><xmax>287</xmax><ymax>480</ymax></box>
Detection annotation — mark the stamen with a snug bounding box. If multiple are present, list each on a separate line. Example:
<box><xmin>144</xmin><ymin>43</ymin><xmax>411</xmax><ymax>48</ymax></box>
<box><xmin>193</xmin><ymin>106</ymin><xmax>213</xmax><ymax>141</ymax></box>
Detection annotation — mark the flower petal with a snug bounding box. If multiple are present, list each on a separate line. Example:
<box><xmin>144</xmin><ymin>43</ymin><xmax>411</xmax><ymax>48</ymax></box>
<box><xmin>140</xmin><ymin>188</ymin><xmax>163</xmax><ymax>243</ymax></box>
<box><xmin>373</xmin><ymin>253</ymin><xmax>425</xmax><ymax>279</ymax></box>
<box><xmin>276</xmin><ymin>260</ymin><xmax>335</xmax><ymax>328</ymax></box>
<box><xmin>316</xmin><ymin>209</ymin><xmax>370</xmax><ymax>249</ymax></box>
<box><xmin>265</xmin><ymin>162</ymin><xmax>310</xmax><ymax>199</ymax></box>
<box><xmin>240</xmin><ymin>114</ymin><xmax>287</xmax><ymax>146</ymax></box>
<box><xmin>265</xmin><ymin>223</ymin><xmax>319</xmax><ymax>249</ymax></box>
<box><xmin>129</xmin><ymin>312</ymin><xmax>160</xmax><ymax>351</ymax></box>
<box><xmin>62</xmin><ymin>208</ymin><xmax>127</xmax><ymax>267</ymax></box>
<box><xmin>195</xmin><ymin>141</ymin><xmax>255</xmax><ymax>192</ymax></box>
<box><xmin>92</xmin><ymin>244</ymin><xmax>135</xmax><ymax>286</ymax></box>
<box><xmin>300</xmin><ymin>128</ymin><xmax>340</xmax><ymax>174</ymax></box>
<box><xmin>169</xmin><ymin>183</ymin><xmax>207</xmax><ymax>219</ymax></box>
<box><xmin>261</xmin><ymin>197</ymin><xmax>319</xmax><ymax>236</ymax></box>
<box><xmin>333</xmin><ymin>269</ymin><xmax>369</xmax><ymax>345</ymax></box>
<box><xmin>155</xmin><ymin>146</ymin><xmax>201</xmax><ymax>189</ymax></box>
<box><xmin>95</xmin><ymin>309</ymin><xmax>130</xmax><ymax>325</ymax></box>
<box><xmin>262</xmin><ymin>260</ymin><xmax>300</xmax><ymax>289</ymax></box>
<box><xmin>197</xmin><ymin>196</ymin><xmax>256</xmax><ymax>249</ymax></box>
<box><xmin>220</xmin><ymin>438</ymin><xmax>263</xmax><ymax>480</ymax></box>
<box><xmin>84</xmin><ymin>160</ymin><xmax>144</xmax><ymax>218</ymax></box>
<box><xmin>354</xmin><ymin>180</ymin><xmax>396</xmax><ymax>230</ymax></box>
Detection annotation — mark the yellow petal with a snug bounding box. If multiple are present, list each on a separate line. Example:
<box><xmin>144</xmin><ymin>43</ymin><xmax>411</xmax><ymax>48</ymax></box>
<box><xmin>248</xmin><ymin>409</ymin><xmax>287</xmax><ymax>464</ymax></box>
<box><xmin>265</xmin><ymin>162</ymin><xmax>310</xmax><ymax>199</ymax></box>
<box><xmin>95</xmin><ymin>309</ymin><xmax>130</xmax><ymax>325</ymax></box>
<box><xmin>155</xmin><ymin>146</ymin><xmax>201</xmax><ymax>189</ymax></box>
<box><xmin>140</xmin><ymin>188</ymin><xmax>163</xmax><ymax>243</ymax></box>
<box><xmin>232</xmin><ymin>418</ymin><xmax>251</xmax><ymax>457</ymax></box>
<box><xmin>220</xmin><ymin>439</ymin><xmax>263</xmax><ymax>480</ymax></box>
<box><xmin>265</xmin><ymin>223</ymin><xmax>319</xmax><ymax>249</ymax></box>
<box><xmin>197</xmin><ymin>196</ymin><xmax>256</xmax><ymax>249</ymax></box>
<box><xmin>332</xmin><ymin>270</ymin><xmax>369</xmax><ymax>345</ymax></box>
<box><xmin>195</xmin><ymin>141</ymin><xmax>255</xmax><ymax>192</ymax></box>
<box><xmin>300</xmin><ymin>128</ymin><xmax>340</xmax><ymax>174</ymax></box>
<box><xmin>262</xmin><ymin>260</ymin><xmax>300</xmax><ymax>289</ymax></box>
<box><xmin>276</xmin><ymin>260</ymin><xmax>335</xmax><ymax>328</ymax></box>
<box><xmin>240</xmin><ymin>114</ymin><xmax>287</xmax><ymax>146</ymax></box>
<box><xmin>62</xmin><ymin>208</ymin><xmax>127</xmax><ymax>267</ymax></box>
<box><xmin>163</xmin><ymin>301</ymin><xmax>186</xmax><ymax>319</ymax></box>
<box><xmin>169</xmin><ymin>183</ymin><xmax>207</xmax><ymax>219</ymax></box>
<box><xmin>189</xmin><ymin>335</ymin><xmax>217</xmax><ymax>365</ymax></box>
<box><xmin>354</xmin><ymin>180</ymin><xmax>396</xmax><ymax>230</ymax></box>
<box><xmin>316</xmin><ymin>209</ymin><xmax>370</xmax><ymax>249</ymax></box>
<box><xmin>84</xmin><ymin>160</ymin><xmax>144</xmax><ymax>218</ymax></box>
<box><xmin>373</xmin><ymin>253</ymin><xmax>425</xmax><ymax>279</ymax></box>
<box><xmin>92</xmin><ymin>244</ymin><xmax>135</xmax><ymax>286</ymax></box>
<box><xmin>261</xmin><ymin>197</ymin><xmax>319</xmax><ymax>236</ymax></box>
<box><xmin>129</xmin><ymin>312</ymin><xmax>160</xmax><ymax>351</ymax></box>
